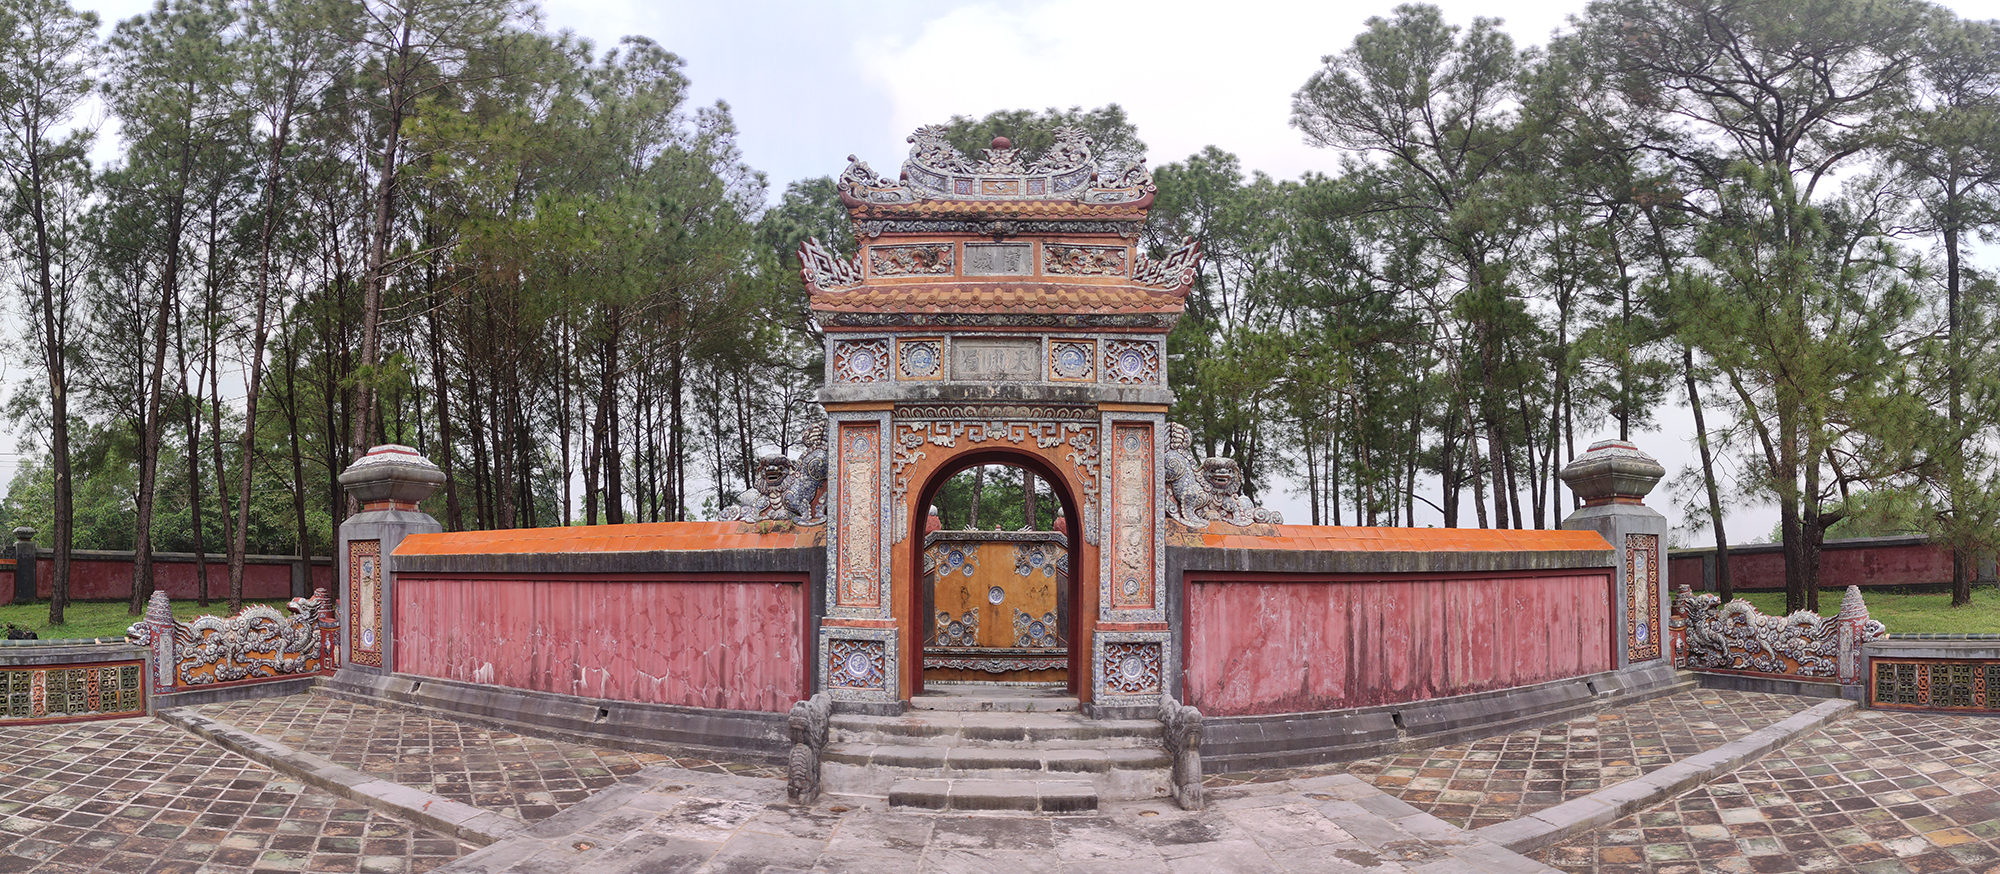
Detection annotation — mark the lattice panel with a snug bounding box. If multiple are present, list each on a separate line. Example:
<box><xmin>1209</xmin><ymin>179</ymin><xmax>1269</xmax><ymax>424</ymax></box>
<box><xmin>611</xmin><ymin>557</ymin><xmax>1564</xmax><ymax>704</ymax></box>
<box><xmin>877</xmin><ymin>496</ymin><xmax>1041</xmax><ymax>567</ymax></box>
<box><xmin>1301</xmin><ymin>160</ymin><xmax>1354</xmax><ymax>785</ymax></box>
<box><xmin>1</xmin><ymin>661</ymin><xmax>146</xmax><ymax>723</ymax></box>
<box><xmin>1870</xmin><ymin>659</ymin><xmax>1998</xmax><ymax>712</ymax></box>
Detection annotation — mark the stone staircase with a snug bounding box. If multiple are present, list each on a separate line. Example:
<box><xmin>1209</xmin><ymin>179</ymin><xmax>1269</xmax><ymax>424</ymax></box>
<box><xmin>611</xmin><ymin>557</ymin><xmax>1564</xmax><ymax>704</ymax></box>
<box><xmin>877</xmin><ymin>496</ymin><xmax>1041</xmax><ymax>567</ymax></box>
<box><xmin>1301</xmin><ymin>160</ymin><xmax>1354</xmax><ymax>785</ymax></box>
<box><xmin>818</xmin><ymin>685</ymin><xmax>1173</xmax><ymax>813</ymax></box>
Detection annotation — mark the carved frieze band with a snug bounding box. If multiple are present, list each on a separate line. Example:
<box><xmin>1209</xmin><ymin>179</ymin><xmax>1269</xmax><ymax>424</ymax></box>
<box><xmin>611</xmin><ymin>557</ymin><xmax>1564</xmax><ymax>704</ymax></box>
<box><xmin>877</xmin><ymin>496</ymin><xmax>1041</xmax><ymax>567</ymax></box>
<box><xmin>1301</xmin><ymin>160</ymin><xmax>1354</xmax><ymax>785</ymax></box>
<box><xmin>1043</xmin><ymin>244</ymin><xmax>1127</xmax><ymax>276</ymax></box>
<box><xmin>890</xmin><ymin>421</ymin><xmax>1100</xmax><ymax>546</ymax></box>
<box><xmin>892</xmin><ymin>404</ymin><xmax>1095</xmax><ymax>422</ymax></box>
<box><xmin>869</xmin><ymin>243</ymin><xmax>953</xmax><ymax>277</ymax></box>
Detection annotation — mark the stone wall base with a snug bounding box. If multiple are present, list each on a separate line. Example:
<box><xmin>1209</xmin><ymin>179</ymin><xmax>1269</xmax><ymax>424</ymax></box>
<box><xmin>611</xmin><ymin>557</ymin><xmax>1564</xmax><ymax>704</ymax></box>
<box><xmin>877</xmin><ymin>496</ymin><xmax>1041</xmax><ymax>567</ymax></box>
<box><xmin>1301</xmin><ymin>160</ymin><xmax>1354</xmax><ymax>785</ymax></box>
<box><xmin>1201</xmin><ymin>662</ymin><xmax>1688</xmax><ymax>773</ymax></box>
<box><xmin>321</xmin><ymin>669</ymin><xmax>789</xmax><ymax>764</ymax></box>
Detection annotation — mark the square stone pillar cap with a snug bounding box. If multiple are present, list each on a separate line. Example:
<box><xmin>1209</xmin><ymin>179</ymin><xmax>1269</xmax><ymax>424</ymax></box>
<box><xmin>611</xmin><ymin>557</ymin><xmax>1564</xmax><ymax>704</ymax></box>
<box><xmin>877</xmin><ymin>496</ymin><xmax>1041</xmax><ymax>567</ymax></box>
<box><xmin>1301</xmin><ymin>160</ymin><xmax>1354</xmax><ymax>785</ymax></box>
<box><xmin>339</xmin><ymin>444</ymin><xmax>445</xmax><ymax>509</ymax></box>
<box><xmin>1559</xmin><ymin>439</ymin><xmax>1664</xmax><ymax>504</ymax></box>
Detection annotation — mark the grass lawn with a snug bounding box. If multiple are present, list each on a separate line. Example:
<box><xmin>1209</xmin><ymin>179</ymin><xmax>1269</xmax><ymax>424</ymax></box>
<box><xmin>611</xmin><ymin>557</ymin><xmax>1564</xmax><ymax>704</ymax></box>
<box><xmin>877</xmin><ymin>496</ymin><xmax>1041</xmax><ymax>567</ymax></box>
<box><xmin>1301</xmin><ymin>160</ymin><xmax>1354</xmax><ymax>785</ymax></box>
<box><xmin>1</xmin><ymin>598</ymin><xmax>293</xmax><ymax>641</ymax></box>
<box><xmin>1731</xmin><ymin>586</ymin><xmax>2000</xmax><ymax>635</ymax></box>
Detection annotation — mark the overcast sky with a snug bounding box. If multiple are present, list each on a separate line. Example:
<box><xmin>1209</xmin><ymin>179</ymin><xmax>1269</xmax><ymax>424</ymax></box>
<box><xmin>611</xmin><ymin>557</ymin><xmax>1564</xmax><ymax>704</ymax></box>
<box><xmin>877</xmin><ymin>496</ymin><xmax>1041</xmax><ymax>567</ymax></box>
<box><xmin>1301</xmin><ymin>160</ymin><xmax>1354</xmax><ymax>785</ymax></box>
<box><xmin>36</xmin><ymin>0</ymin><xmax>2000</xmax><ymax>541</ymax></box>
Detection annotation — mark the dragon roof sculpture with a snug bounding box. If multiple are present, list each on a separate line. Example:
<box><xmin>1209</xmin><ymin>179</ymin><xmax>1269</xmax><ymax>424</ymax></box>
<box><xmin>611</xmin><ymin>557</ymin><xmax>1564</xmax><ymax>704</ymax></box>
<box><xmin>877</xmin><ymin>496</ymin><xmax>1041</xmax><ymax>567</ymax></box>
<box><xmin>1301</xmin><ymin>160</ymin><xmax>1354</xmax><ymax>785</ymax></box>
<box><xmin>836</xmin><ymin>125</ymin><xmax>1156</xmax><ymax>214</ymax></box>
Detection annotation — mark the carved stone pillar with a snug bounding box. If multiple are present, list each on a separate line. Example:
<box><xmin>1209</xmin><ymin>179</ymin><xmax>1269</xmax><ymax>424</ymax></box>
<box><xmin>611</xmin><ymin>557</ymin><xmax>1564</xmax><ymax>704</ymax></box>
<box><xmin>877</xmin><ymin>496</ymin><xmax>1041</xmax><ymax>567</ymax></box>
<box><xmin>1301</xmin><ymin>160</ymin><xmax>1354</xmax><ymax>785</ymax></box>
<box><xmin>335</xmin><ymin>445</ymin><xmax>444</xmax><ymax>677</ymax></box>
<box><xmin>1561</xmin><ymin>440</ymin><xmax>1669</xmax><ymax>671</ymax></box>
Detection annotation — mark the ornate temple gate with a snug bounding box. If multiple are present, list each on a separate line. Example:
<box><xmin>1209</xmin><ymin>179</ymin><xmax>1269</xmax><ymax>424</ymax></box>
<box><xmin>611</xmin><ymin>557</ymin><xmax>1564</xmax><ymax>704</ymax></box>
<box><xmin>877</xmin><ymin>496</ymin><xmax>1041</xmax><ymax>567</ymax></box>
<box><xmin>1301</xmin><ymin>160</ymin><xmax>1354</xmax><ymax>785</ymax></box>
<box><xmin>801</xmin><ymin>127</ymin><xmax>1198</xmax><ymax>711</ymax></box>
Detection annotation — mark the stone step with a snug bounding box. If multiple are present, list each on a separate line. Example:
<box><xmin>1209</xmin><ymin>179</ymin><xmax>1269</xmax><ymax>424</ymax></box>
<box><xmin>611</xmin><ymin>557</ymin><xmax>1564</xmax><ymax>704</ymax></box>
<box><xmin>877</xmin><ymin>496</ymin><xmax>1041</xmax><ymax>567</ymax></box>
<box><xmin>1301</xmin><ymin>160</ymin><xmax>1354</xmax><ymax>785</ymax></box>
<box><xmin>829</xmin><ymin>711</ymin><xmax>1162</xmax><ymax>747</ymax></box>
<box><xmin>823</xmin><ymin>742</ymin><xmax>1170</xmax><ymax>773</ymax></box>
<box><xmin>887</xmin><ymin>778</ymin><xmax>1097</xmax><ymax>813</ymax></box>
<box><xmin>909</xmin><ymin>691</ymin><xmax>1079</xmax><ymax>713</ymax></box>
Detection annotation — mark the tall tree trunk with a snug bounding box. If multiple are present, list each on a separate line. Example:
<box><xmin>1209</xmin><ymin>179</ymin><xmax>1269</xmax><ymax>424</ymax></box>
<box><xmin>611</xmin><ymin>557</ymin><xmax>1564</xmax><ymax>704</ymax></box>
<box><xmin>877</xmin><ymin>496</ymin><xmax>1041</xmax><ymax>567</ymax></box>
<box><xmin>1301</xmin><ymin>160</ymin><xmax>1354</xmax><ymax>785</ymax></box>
<box><xmin>1685</xmin><ymin>345</ymin><xmax>1731</xmax><ymax>599</ymax></box>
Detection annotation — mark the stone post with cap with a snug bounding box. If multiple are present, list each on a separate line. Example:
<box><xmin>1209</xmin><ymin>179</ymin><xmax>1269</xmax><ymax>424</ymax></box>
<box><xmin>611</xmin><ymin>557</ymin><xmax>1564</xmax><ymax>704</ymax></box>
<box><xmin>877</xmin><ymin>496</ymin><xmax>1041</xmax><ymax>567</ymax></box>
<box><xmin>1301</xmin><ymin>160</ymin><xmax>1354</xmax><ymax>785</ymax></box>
<box><xmin>12</xmin><ymin>527</ymin><xmax>34</xmax><ymax>604</ymax></box>
<box><xmin>1560</xmin><ymin>440</ymin><xmax>1670</xmax><ymax>672</ymax></box>
<box><xmin>335</xmin><ymin>445</ymin><xmax>444</xmax><ymax>677</ymax></box>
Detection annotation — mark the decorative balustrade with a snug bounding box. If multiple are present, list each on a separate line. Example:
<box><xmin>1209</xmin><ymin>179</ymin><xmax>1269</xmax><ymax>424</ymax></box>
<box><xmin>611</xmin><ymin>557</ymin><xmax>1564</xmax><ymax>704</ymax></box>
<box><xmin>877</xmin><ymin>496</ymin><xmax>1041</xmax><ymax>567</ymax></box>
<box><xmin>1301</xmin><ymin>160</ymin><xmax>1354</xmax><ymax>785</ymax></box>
<box><xmin>1669</xmin><ymin>584</ymin><xmax>1882</xmax><ymax>689</ymax></box>
<box><xmin>127</xmin><ymin>589</ymin><xmax>341</xmax><ymax>692</ymax></box>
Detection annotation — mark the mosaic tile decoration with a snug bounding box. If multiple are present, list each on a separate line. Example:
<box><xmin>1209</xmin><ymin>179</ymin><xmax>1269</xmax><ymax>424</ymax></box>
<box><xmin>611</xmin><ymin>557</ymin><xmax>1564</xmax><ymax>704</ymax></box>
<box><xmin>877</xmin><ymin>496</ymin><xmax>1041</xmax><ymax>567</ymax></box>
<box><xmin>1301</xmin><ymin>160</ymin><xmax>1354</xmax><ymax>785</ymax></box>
<box><xmin>1101</xmin><ymin>640</ymin><xmax>1163</xmax><ymax>696</ymax></box>
<box><xmin>1049</xmin><ymin>339</ymin><xmax>1095</xmax><ymax>381</ymax></box>
<box><xmin>1871</xmin><ymin>659</ymin><xmax>1999</xmax><ymax>712</ymax></box>
<box><xmin>825</xmin><ymin>636</ymin><xmax>888</xmax><ymax>692</ymax></box>
<box><xmin>1104</xmin><ymin>339</ymin><xmax>1161</xmax><ymax>384</ymax></box>
<box><xmin>1627</xmin><ymin>533</ymin><xmax>1662</xmax><ymax>662</ymax></box>
<box><xmin>347</xmin><ymin>538</ymin><xmax>383</xmax><ymax>668</ymax></box>
<box><xmin>833</xmin><ymin>422</ymin><xmax>883</xmax><ymax>611</ymax></box>
<box><xmin>1</xmin><ymin>661</ymin><xmax>144</xmax><ymax>723</ymax></box>
<box><xmin>896</xmin><ymin>338</ymin><xmax>943</xmax><ymax>380</ymax></box>
<box><xmin>831</xmin><ymin>338</ymin><xmax>891</xmax><ymax>383</ymax></box>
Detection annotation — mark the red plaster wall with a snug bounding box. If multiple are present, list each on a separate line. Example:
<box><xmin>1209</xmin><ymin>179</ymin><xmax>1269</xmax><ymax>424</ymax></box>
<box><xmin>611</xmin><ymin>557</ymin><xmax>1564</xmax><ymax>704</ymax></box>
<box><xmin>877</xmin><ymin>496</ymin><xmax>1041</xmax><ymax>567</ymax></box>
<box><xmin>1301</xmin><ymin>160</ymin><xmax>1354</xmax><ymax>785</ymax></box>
<box><xmin>21</xmin><ymin>554</ymin><xmax>329</xmax><ymax>603</ymax></box>
<box><xmin>1183</xmin><ymin>572</ymin><xmax>1614</xmax><ymax>717</ymax></box>
<box><xmin>393</xmin><ymin>576</ymin><xmax>809</xmax><ymax>713</ymax></box>
<box><xmin>1668</xmin><ymin>541</ymin><xmax>1954</xmax><ymax>592</ymax></box>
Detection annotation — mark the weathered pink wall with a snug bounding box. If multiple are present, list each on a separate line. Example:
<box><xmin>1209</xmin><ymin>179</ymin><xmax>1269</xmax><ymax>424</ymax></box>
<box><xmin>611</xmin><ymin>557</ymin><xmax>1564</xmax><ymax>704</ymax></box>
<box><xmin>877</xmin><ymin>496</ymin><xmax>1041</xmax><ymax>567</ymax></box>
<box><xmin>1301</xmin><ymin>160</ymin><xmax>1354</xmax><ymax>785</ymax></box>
<box><xmin>394</xmin><ymin>576</ymin><xmax>808</xmax><ymax>713</ymax></box>
<box><xmin>1184</xmin><ymin>573</ymin><xmax>1613</xmax><ymax>717</ymax></box>
<box><xmin>8</xmin><ymin>553</ymin><xmax>330</xmax><ymax>605</ymax></box>
<box><xmin>1669</xmin><ymin>540</ymin><xmax>1957</xmax><ymax>592</ymax></box>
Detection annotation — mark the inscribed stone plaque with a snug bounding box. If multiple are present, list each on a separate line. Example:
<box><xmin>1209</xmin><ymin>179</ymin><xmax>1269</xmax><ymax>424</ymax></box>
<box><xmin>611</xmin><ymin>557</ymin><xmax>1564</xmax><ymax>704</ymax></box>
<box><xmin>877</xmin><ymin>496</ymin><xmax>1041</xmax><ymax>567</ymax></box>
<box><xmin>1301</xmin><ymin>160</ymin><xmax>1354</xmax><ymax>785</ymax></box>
<box><xmin>963</xmin><ymin>243</ymin><xmax>1033</xmax><ymax>276</ymax></box>
<box><xmin>953</xmin><ymin>338</ymin><xmax>1040</xmax><ymax>381</ymax></box>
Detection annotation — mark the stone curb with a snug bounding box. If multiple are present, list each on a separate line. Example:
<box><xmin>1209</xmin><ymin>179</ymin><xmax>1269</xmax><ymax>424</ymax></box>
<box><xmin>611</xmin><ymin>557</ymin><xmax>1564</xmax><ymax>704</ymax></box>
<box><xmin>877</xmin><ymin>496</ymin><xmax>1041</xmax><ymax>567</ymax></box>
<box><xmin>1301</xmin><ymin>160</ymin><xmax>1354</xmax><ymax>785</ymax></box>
<box><xmin>155</xmin><ymin>707</ymin><xmax>523</xmax><ymax>846</ymax></box>
<box><xmin>1473</xmin><ymin>698</ymin><xmax>1856</xmax><ymax>854</ymax></box>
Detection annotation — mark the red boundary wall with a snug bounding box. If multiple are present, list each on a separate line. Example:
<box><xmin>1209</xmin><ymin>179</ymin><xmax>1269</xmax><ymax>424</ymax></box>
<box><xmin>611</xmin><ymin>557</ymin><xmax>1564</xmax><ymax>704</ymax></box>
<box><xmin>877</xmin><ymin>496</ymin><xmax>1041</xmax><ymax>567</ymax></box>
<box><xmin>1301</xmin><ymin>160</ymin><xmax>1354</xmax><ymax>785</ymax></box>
<box><xmin>1669</xmin><ymin>537</ymin><xmax>1981</xmax><ymax>592</ymax></box>
<box><xmin>1182</xmin><ymin>568</ymin><xmax>1616</xmax><ymax>717</ymax></box>
<box><xmin>1</xmin><ymin>551</ymin><xmax>332</xmax><ymax>606</ymax></box>
<box><xmin>392</xmin><ymin>573</ymin><xmax>811</xmax><ymax>713</ymax></box>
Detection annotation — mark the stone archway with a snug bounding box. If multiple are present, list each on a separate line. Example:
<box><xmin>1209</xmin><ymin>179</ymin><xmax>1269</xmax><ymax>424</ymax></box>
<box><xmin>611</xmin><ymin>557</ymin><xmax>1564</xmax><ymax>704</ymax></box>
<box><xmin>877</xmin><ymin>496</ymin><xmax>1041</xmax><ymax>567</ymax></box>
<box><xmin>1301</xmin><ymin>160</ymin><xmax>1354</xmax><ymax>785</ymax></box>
<box><xmin>908</xmin><ymin>446</ymin><xmax>1086</xmax><ymax>697</ymax></box>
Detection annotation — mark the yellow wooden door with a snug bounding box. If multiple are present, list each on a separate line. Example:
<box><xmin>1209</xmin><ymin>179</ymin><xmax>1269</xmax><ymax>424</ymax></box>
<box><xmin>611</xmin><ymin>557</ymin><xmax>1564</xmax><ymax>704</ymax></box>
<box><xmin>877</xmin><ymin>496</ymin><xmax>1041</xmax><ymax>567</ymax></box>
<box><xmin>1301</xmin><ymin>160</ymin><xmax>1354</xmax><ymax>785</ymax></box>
<box><xmin>922</xmin><ymin>532</ymin><xmax>1068</xmax><ymax>684</ymax></box>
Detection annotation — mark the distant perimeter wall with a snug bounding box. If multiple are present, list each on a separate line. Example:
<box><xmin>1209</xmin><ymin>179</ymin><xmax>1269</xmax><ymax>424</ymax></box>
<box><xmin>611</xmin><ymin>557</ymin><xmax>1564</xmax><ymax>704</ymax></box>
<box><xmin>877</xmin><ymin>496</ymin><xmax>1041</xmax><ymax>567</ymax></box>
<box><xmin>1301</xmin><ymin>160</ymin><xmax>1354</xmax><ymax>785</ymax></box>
<box><xmin>1669</xmin><ymin>536</ymin><xmax>1995</xmax><ymax>592</ymax></box>
<box><xmin>3</xmin><ymin>550</ymin><xmax>333</xmax><ymax>605</ymax></box>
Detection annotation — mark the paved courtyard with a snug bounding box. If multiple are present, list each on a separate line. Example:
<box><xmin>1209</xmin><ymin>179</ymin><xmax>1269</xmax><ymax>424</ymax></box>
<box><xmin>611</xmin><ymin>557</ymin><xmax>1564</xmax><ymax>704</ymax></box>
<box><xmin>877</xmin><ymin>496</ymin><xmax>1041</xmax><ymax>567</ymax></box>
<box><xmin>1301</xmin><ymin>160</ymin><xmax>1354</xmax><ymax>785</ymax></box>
<box><xmin>0</xmin><ymin>717</ymin><xmax>471</xmax><ymax>874</ymax></box>
<box><xmin>1531</xmin><ymin>709</ymin><xmax>2000</xmax><ymax>874</ymax></box>
<box><xmin>193</xmin><ymin>695</ymin><xmax>781</xmax><ymax>822</ymax></box>
<box><xmin>1210</xmin><ymin>689</ymin><xmax>1815</xmax><ymax>829</ymax></box>
<box><xmin>2</xmin><ymin>689</ymin><xmax>1997</xmax><ymax>873</ymax></box>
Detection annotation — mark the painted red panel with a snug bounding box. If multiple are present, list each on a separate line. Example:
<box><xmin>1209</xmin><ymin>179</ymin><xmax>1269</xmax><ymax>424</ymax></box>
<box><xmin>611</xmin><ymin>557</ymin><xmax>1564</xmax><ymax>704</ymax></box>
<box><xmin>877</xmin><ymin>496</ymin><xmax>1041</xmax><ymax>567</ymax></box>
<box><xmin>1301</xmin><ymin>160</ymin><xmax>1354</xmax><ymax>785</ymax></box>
<box><xmin>32</xmin><ymin>555</ymin><xmax>328</xmax><ymax>602</ymax></box>
<box><xmin>1184</xmin><ymin>573</ymin><xmax>1613</xmax><ymax>716</ymax></box>
<box><xmin>393</xmin><ymin>577</ymin><xmax>807</xmax><ymax>713</ymax></box>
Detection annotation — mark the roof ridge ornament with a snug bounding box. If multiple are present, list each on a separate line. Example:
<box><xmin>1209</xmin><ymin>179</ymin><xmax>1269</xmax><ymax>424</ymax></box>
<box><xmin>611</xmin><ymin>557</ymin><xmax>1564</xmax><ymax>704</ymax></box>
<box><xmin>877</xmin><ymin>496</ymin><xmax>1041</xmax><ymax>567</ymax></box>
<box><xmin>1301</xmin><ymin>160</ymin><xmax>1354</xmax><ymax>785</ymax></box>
<box><xmin>835</xmin><ymin>123</ymin><xmax>1155</xmax><ymax>208</ymax></box>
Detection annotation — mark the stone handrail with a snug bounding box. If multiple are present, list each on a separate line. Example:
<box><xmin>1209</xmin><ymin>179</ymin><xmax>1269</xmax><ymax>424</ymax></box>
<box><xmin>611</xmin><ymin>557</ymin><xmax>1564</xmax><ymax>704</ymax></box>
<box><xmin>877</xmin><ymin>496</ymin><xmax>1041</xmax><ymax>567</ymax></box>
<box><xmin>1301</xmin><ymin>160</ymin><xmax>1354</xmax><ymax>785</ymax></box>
<box><xmin>787</xmin><ymin>692</ymin><xmax>833</xmax><ymax>804</ymax></box>
<box><xmin>126</xmin><ymin>589</ymin><xmax>341</xmax><ymax>691</ymax></box>
<box><xmin>1159</xmin><ymin>693</ymin><xmax>1204</xmax><ymax>810</ymax></box>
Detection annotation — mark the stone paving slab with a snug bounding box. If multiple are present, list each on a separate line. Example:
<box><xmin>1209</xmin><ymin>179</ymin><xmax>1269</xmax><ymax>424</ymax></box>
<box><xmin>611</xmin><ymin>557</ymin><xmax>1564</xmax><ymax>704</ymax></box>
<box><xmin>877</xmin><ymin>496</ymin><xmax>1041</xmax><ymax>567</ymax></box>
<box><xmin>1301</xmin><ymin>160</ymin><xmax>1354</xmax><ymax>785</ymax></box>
<box><xmin>192</xmin><ymin>692</ymin><xmax>780</xmax><ymax>822</ymax></box>
<box><xmin>0</xmin><ymin>716</ymin><xmax>473</xmax><ymax>874</ymax></box>
<box><xmin>1212</xmin><ymin>689</ymin><xmax>1820</xmax><ymax>830</ymax></box>
<box><xmin>439</xmin><ymin>765</ymin><xmax>1562</xmax><ymax>873</ymax></box>
<box><xmin>1532</xmin><ymin>708</ymin><xmax>2000</xmax><ymax>874</ymax></box>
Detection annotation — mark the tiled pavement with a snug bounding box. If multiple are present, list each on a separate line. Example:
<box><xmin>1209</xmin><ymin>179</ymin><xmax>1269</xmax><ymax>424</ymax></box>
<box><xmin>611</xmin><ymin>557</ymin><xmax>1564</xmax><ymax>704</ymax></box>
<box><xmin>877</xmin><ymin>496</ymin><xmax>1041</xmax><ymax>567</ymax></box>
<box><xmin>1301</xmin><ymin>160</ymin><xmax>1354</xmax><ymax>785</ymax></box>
<box><xmin>0</xmin><ymin>717</ymin><xmax>471</xmax><ymax>874</ymax></box>
<box><xmin>1532</xmin><ymin>709</ymin><xmax>2000</xmax><ymax>874</ymax></box>
<box><xmin>1211</xmin><ymin>689</ymin><xmax>1817</xmax><ymax>830</ymax></box>
<box><xmin>193</xmin><ymin>695</ymin><xmax>781</xmax><ymax>822</ymax></box>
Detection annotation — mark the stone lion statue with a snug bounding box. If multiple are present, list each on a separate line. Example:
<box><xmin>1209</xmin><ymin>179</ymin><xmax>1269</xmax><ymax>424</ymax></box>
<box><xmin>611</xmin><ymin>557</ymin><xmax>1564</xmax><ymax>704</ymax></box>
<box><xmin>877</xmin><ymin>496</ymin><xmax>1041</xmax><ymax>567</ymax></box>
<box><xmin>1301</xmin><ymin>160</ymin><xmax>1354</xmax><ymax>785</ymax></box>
<box><xmin>1164</xmin><ymin>423</ymin><xmax>1282</xmax><ymax>528</ymax></box>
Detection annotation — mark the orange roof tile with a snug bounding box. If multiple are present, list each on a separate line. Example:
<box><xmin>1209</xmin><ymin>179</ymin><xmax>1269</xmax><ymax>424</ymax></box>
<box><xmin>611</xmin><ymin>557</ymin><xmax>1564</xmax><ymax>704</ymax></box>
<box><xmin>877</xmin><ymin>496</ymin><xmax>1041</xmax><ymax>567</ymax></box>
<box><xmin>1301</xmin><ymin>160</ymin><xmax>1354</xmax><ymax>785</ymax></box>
<box><xmin>395</xmin><ymin>521</ymin><xmax>821</xmax><ymax>557</ymax></box>
<box><xmin>848</xmin><ymin>199</ymin><xmax>1149</xmax><ymax>221</ymax></box>
<box><xmin>809</xmin><ymin>282</ymin><xmax>1186</xmax><ymax>315</ymax></box>
<box><xmin>1174</xmin><ymin>524</ymin><xmax>1611</xmax><ymax>553</ymax></box>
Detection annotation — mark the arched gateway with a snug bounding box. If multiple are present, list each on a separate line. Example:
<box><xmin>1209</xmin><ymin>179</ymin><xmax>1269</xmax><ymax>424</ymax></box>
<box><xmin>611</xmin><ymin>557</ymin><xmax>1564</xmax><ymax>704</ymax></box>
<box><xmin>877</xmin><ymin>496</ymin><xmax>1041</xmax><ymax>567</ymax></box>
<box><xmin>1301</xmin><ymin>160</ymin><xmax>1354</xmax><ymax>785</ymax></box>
<box><xmin>801</xmin><ymin>127</ymin><xmax>1197</xmax><ymax>712</ymax></box>
<box><xmin>347</xmin><ymin>123</ymin><xmax>1678</xmax><ymax>786</ymax></box>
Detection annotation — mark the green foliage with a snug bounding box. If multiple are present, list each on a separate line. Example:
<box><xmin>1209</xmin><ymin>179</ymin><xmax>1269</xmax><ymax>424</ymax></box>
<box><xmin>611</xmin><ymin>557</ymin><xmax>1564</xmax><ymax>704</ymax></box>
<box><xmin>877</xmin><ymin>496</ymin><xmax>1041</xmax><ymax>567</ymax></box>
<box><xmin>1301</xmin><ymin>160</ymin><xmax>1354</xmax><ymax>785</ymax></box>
<box><xmin>939</xmin><ymin>105</ymin><xmax>1145</xmax><ymax>167</ymax></box>
<box><xmin>1732</xmin><ymin>588</ymin><xmax>2000</xmax><ymax>634</ymax></box>
<box><xmin>0</xmin><ymin>597</ymin><xmax>291</xmax><ymax>638</ymax></box>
